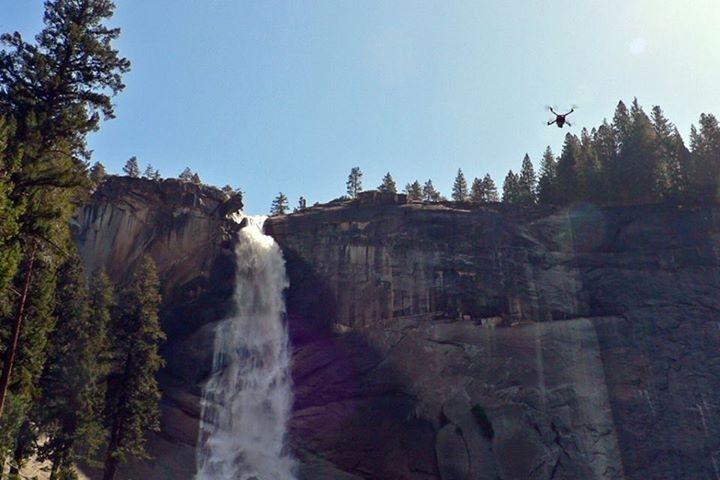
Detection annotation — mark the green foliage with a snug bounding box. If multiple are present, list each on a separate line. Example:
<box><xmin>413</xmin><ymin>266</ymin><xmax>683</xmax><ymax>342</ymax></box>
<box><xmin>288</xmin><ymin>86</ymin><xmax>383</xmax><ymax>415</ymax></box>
<box><xmin>103</xmin><ymin>257</ymin><xmax>164</xmax><ymax>479</ymax></box>
<box><xmin>89</xmin><ymin>161</ymin><xmax>107</xmax><ymax>186</ymax></box>
<box><xmin>451</xmin><ymin>169</ymin><xmax>468</xmax><ymax>201</ymax></box>
<box><xmin>517</xmin><ymin>154</ymin><xmax>537</xmax><ymax>204</ymax></box>
<box><xmin>502</xmin><ymin>170</ymin><xmax>520</xmax><ymax>203</ymax></box>
<box><xmin>37</xmin><ymin>260</ymin><xmax>113</xmax><ymax>477</ymax></box>
<box><xmin>378</xmin><ymin>172</ymin><xmax>397</xmax><ymax>194</ymax></box>
<box><xmin>404</xmin><ymin>180</ymin><xmax>422</xmax><ymax>201</ymax></box>
<box><xmin>537</xmin><ymin>147</ymin><xmax>557</xmax><ymax>204</ymax></box>
<box><xmin>422</xmin><ymin>179</ymin><xmax>441</xmax><ymax>202</ymax></box>
<box><xmin>270</xmin><ymin>192</ymin><xmax>289</xmax><ymax>216</ymax></box>
<box><xmin>346</xmin><ymin>167</ymin><xmax>362</xmax><ymax>198</ymax></box>
<box><xmin>481</xmin><ymin>174</ymin><xmax>498</xmax><ymax>202</ymax></box>
<box><xmin>122</xmin><ymin>157</ymin><xmax>139</xmax><ymax>178</ymax></box>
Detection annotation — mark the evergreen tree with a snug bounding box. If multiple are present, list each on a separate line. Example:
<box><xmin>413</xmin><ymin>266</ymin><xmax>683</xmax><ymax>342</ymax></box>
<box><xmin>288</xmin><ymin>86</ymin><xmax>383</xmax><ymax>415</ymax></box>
<box><xmin>122</xmin><ymin>157</ymin><xmax>140</xmax><ymax>178</ymax></box>
<box><xmin>481</xmin><ymin>174</ymin><xmax>499</xmax><ymax>202</ymax></box>
<box><xmin>296</xmin><ymin>196</ymin><xmax>307</xmax><ymax>211</ymax></box>
<box><xmin>151</xmin><ymin>169</ymin><xmax>161</xmax><ymax>181</ymax></box>
<box><xmin>178</xmin><ymin>167</ymin><xmax>193</xmax><ymax>183</ymax></box>
<box><xmin>517</xmin><ymin>154</ymin><xmax>537</xmax><ymax>204</ymax></box>
<box><xmin>270</xmin><ymin>192</ymin><xmax>289</xmax><ymax>216</ymax></box>
<box><xmin>451</xmin><ymin>169</ymin><xmax>468</xmax><ymax>201</ymax></box>
<box><xmin>651</xmin><ymin>106</ymin><xmax>690</xmax><ymax>200</ymax></box>
<box><xmin>404</xmin><ymin>180</ymin><xmax>422</xmax><ymax>201</ymax></box>
<box><xmin>592</xmin><ymin>120</ymin><xmax>618</xmax><ymax>204</ymax></box>
<box><xmin>89</xmin><ymin>162</ymin><xmax>107</xmax><ymax>185</ymax></box>
<box><xmin>555</xmin><ymin>133</ymin><xmax>582</xmax><ymax>204</ymax></box>
<box><xmin>422</xmin><ymin>179</ymin><xmax>441</xmax><ymax>202</ymax></box>
<box><xmin>378</xmin><ymin>172</ymin><xmax>397</xmax><ymax>194</ymax></box>
<box><xmin>142</xmin><ymin>164</ymin><xmax>155</xmax><ymax>179</ymax></box>
<box><xmin>689</xmin><ymin>113</ymin><xmax>720</xmax><ymax>201</ymax></box>
<box><xmin>502</xmin><ymin>170</ymin><xmax>520</xmax><ymax>203</ymax></box>
<box><xmin>346</xmin><ymin>167</ymin><xmax>363</xmax><ymax>198</ymax></box>
<box><xmin>537</xmin><ymin>147</ymin><xmax>558</xmax><ymax>204</ymax></box>
<box><xmin>0</xmin><ymin>0</ymin><xmax>129</xmax><ymax>453</ymax></box>
<box><xmin>103</xmin><ymin>257</ymin><xmax>164</xmax><ymax>480</ymax></box>
<box><xmin>469</xmin><ymin>177</ymin><xmax>484</xmax><ymax>202</ymax></box>
<box><xmin>37</xmin><ymin>261</ymin><xmax>112</xmax><ymax>479</ymax></box>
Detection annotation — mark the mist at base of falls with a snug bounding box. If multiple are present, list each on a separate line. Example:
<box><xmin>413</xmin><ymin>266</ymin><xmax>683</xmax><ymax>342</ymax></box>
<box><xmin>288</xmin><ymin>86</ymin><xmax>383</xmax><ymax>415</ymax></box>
<box><xmin>195</xmin><ymin>215</ymin><xmax>296</xmax><ymax>480</ymax></box>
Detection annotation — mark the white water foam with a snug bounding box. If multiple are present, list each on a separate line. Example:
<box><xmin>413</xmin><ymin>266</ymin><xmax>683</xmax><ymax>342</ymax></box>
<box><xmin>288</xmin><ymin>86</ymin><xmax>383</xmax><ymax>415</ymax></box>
<box><xmin>196</xmin><ymin>215</ymin><xmax>296</xmax><ymax>480</ymax></box>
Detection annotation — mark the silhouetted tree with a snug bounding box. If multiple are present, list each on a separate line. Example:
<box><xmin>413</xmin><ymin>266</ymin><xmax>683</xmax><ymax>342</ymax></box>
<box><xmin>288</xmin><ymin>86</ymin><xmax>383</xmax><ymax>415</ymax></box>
<box><xmin>452</xmin><ymin>169</ymin><xmax>468</xmax><ymax>201</ymax></box>
<box><xmin>537</xmin><ymin>147</ymin><xmax>558</xmax><ymax>204</ymax></box>
<box><xmin>404</xmin><ymin>180</ymin><xmax>422</xmax><ymax>201</ymax></box>
<box><xmin>346</xmin><ymin>167</ymin><xmax>363</xmax><ymax>198</ymax></box>
<box><xmin>378</xmin><ymin>172</ymin><xmax>397</xmax><ymax>193</ymax></box>
<box><xmin>502</xmin><ymin>170</ymin><xmax>520</xmax><ymax>203</ymax></box>
<box><xmin>122</xmin><ymin>157</ymin><xmax>139</xmax><ymax>178</ymax></box>
<box><xmin>481</xmin><ymin>174</ymin><xmax>499</xmax><ymax>202</ymax></box>
<box><xmin>422</xmin><ymin>179</ymin><xmax>441</xmax><ymax>202</ymax></box>
<box><xmin>270</xmin><ymin>192</ymin><xmax>289</xmax><ymax>216</ymax></box>
<box><xmin>469</xmin><ymin>177</ymin><xmax>484</xmax><ymax>202</ymax></box>
<box><xmin>178</xmin><ymin>167</ymin><xmax>193</xmax><ymax>182</ymax></box>
<box><xmin>517</xmin><ymin>154</ymin><xmax>537</xmax><ymax>204</ymax></box>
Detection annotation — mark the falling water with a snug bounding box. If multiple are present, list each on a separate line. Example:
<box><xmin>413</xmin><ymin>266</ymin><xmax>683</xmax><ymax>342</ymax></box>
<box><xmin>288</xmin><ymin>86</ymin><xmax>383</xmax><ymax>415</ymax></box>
<box><xmin>196</xmin><ymin>215</ymin><xmax>296</xmax><ymax>480</ymax></box>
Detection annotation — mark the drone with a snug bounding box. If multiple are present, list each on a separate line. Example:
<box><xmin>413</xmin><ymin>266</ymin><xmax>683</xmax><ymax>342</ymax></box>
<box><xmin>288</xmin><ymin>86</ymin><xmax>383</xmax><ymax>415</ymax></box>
<box><xmin>547</xmin><ymin>107</ymin><xmax>574</xmax><ymax>128</ymax></box>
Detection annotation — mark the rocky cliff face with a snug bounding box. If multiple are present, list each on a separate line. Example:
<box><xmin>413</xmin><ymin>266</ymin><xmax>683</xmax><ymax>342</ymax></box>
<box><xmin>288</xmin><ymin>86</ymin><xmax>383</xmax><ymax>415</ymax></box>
<box><xmin>266</xmin><ymin>194</ymin><xmax>720</xmax><ymax>480</ymax></box>
<box><xmin>75</xmin><ymin>181</ymin><xmax>720</xmax><ymax>480</ymax></box>
<box><xmin>73</xmin><ymin>177</ymin><xmax>242</xmax><ymax>479</ymax></box>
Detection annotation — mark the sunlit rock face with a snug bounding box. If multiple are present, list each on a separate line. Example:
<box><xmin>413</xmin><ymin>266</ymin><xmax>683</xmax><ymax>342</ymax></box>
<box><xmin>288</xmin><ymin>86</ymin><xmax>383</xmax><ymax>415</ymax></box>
<box><xmin>266</xmin><ymin>198</ymin><xmax>720</xmax><ymax>480</ymax></box>
<box><xmin>73</xmin><ymin>176</ymin><xmax>242</xmax><ymax>479</ymax></box>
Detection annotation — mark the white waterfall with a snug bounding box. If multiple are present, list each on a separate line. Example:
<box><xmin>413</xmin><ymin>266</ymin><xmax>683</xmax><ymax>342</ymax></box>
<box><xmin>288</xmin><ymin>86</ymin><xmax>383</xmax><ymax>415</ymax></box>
<box><xmin>196</xmin><ymin>215</ymin><xmax>296</xmax><ymax>480</ymax></box>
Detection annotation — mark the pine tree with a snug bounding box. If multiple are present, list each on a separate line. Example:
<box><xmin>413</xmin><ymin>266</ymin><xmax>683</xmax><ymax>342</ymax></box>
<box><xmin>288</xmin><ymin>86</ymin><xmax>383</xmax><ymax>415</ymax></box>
<box><xmin>151</xmin><ymin>169</ymin><xmax>161</xmax><ymax>181</ymax></box>
<box><xmin>422</xmin><ymin>179</ymin><xmax>441</xmax><ymax>202</ymax></box>
<box><xmin>346</xmin><ymin>167</ymin><xmax>363</xmax><ymax>198</ymax></box>
<box><xmin>469</xmin><ymin>178</ymin><xmax>484</xmax><ymax>202</ymax></box>
<box><xmin>651</xmin><ymin>106</ymin><xmax>689</xmax><ymax>200</ymax></box>
<box><xmin>89</xmin><ymin>162</ymin><xmax>107</xmax><ymax>185</ymax></box>
<box><xmin>555</xmin><ymin>133</ymin><xmax>581</xmax><ymax>204</ymax></box>
<box><xmin>452</xmin><ymin>169</ymin><xmax>468</xmax><ymax>201</ymax></box>
<box><xmin>537</xmin><ymin>147</ymin><xmax>558</xmax><ymax>204</ymax></box>
<box><xmin>0</xmin><ymin>0</ymin><xmax>128</xmax><ymax>434</ymax></box>
<box><xmin>122</xmin><ymin>157</ymin><xmax>140</xmax><ymax>178</ymax></box>
<box><xmin>404</xmin><ymin>180</ymin><xmax>422</xmax><ymax>201</ymax></box>
<box><xmin>689</xmin><ymin>113</ymin><xmax>720</xmax><ymax>201</ymax></box>
<box><xmin>270</xmin><ymin>192</ymin><xmax>289</xmax><ymax>216</ymax></box>
<box><xmin>502</xmin><ymin>170</ymin><xmax>520</xmax><ymax>203</ymax></box>
<box><xmin>143</xmin><ymin>164</ymin><xmax>155</xmax><ymax>179</ymax></box>
<box><xmin>178</xmin><ymin>167</ymin><xmax>193</xmax><ymax>182</ymax></box>
<box><xmin>378</xmin><ymin>172</ymin><xmax>397</xmax><ymax>194</ymax></box>
<box><xmin>37</xmin><ymin>260</ymin><xmax>112</xmax><ymax>479</ymax></box>
<box><xmin>481</xmin><ymin>174</ymin><xmax>499</xmax><ymax>202</ymax></box>
<box><xmin>592</xmin><ymin>120</ymin><xmax>618</xmax><ymax>204</ymax></box>
<box><xmin>103</xmin><ymin>257</ymin><xmax>164</xmax><ymax>480</ymax></box>
<box><xmin>517</xmin><ymin>154</ymin><xmax>537</xmax><ymax>204</ymax></box>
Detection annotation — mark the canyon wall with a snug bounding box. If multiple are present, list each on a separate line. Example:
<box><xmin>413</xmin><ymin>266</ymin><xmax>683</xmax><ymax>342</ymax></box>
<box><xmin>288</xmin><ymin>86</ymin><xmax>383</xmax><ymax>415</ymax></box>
<box><xmin>266</xmin><ymin>193</ymin><xmax>720</xmax><ymax>480</ymax></box>
<box><xmin>74</xmin><ymin>180</ymin><xmax>720</xmax><ymax>479</ymax></box>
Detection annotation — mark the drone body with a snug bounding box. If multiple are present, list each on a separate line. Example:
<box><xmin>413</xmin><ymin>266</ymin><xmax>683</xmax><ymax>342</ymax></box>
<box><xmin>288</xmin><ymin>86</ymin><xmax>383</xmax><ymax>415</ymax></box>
<box><xmin>547</xmin><ymin>107</ymin><xmax>574</xmax><ymax>128</ymax></box>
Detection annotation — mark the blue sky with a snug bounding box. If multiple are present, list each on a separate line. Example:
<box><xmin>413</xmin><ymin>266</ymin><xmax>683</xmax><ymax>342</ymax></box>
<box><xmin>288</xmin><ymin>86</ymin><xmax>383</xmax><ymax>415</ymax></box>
<box><xmin>3</xmin><ymin>1</ymin><xmax>720</xmax><ymax>213</ymax></box>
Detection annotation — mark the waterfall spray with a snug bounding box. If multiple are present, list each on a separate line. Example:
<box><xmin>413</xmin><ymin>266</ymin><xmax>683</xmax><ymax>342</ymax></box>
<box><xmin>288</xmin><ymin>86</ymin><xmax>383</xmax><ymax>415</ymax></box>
<box><xmin>196</xmin><ymin>215</ymin><xmax>296</xmax><ymax>480</ymax></box>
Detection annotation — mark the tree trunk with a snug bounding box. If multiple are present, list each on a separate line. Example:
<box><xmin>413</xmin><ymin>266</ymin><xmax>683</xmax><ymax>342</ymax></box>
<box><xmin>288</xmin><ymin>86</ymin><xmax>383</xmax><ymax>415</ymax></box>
<box><xmin>0</xmin><ymin>243</ymin><xmax>37</xmax><ymax>419</ymax></box>
<box><xmin>102</xmin><ymin>415</ymin><xmax>122</xmax><ymax>480</ymax></box>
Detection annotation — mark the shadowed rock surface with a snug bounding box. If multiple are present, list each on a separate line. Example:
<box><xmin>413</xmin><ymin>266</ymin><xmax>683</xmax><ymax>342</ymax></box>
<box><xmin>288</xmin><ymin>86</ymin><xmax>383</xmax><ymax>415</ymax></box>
<box><xmin>75</xmin><ymin>180</ymin><xmax>720</xmax><ymax>479</ymax></box>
